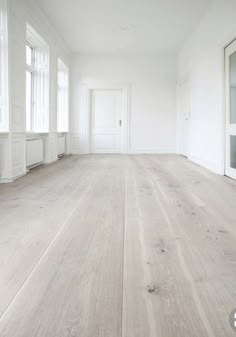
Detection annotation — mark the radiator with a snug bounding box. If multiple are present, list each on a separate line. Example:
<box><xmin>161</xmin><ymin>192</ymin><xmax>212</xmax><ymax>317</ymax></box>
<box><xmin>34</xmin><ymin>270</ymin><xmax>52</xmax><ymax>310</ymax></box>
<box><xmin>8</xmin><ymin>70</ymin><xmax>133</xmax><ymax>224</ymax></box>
<box><xmin>26</xmin><ymin>139</ymin><xmax>44</xmax><ymax>167</ymax></box>
<box><xmin>57</xmin><ymin>136</ymin><xmax>66</xmax><ymax>156</ymax></box>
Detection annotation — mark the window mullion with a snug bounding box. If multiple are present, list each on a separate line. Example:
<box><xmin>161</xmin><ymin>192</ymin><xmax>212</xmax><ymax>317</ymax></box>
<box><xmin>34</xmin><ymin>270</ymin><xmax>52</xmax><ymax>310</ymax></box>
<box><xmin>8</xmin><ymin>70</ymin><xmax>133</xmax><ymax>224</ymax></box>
<box><xmin>0</xmin><ymin>0</ymin><xmax>8</xmax><ymax>132</ymax></box>
<box><xmin>57</xmin><ymin>59</ymin><xmax>69</xmax><ymax>132</ymax></box>
<box><xmin>26</xmin><ymin>27</ymin><xmax>49</xmax><ymax>133</ymax></box>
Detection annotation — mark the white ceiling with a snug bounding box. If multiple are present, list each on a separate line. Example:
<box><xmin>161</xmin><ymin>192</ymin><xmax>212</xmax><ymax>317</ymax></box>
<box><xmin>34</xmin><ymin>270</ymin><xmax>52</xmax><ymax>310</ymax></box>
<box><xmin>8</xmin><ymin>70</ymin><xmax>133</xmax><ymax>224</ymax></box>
<box><xmin>35</xmin><ymin>0</ymin><xmax>211</xmax><ymax>55</ymax></box>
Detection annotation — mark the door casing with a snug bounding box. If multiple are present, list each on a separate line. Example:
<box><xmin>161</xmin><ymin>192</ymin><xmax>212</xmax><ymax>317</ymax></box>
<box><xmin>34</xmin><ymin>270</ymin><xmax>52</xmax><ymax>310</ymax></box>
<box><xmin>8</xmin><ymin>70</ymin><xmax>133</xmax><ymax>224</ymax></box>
<box><xmin>90</xmin><ymin>89</ymin><xmax>122</xmax><ymax>154</ymax></box>
<box><xmin>81</xmin><ymin>83</ymin><xmax>130</xmax><ymax>154</ymax></box>
<box><xmin>225</xmin><ymin>39</ymin><xmax>236</xmax><ymax>180</ymax></box>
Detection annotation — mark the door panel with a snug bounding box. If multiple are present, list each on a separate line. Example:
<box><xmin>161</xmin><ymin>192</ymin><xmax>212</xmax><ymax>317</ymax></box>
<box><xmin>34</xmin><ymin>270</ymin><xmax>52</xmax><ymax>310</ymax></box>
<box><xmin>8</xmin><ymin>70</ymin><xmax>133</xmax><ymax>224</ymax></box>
<box><xmin>225</xmin><ymin>40</ymin><xmax>236</xmax><ymax>179</ymax></box>
<box><xmin>91</xmin><ymin>90</ymin><xmax>122</xmax><ymax>153</ymax></box>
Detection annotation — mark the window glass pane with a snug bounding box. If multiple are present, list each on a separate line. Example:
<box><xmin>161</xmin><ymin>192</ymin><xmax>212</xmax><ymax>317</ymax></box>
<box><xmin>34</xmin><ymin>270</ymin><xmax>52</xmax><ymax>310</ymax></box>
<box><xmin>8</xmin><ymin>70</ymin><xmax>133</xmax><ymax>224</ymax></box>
<box><xmin>26</xmin><ymin>24</ymin><xmax>49</xmax><ymax>132</ymax></box>
<box><xmin>0</xmin><ymin>1</ymin><xmax>8</xmax><ymax>132</ymax></box>
<box><xmin>57</xmin><ymin>60</ymin><xmax>69</xmax><ymax>132</ymax></box>
<box><xmin>26</xmin><ymin>70</ymin><xmax>32</xmax><ymax>131</ymax></box>
<box><xmin>26</xmin><ymin>45</ymin><xmax>33</xmax><ymax>66</ymax></box>
<box><xmin>230</xmin><ymin>51</ymin><xmax>236</xmax><ymax>124</ymax></box>
<box><xmin>0</xmin><ymin>106</ymin><xmax>3</xmax><ymax>125</ymax></box>
<box><xmin>230</xmin><ymin>136</ymin><xmax>236</xmax><ymax>169</ymax></box>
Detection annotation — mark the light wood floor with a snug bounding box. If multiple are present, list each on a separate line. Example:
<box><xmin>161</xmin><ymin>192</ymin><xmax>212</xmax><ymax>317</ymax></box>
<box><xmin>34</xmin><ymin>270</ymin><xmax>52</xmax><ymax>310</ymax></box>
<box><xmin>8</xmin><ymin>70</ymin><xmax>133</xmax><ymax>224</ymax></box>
<box><xmin>0</xmin><ymin>154</ymin><xmax>236</xmax><ymax>337</ymax></box>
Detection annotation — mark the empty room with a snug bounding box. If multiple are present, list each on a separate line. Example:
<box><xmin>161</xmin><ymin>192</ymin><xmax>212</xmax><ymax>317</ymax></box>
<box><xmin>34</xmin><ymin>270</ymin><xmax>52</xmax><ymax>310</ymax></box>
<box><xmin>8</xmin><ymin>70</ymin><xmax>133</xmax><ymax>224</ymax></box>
<box><xmin>0</xmin><ymin>0</ymin><xmax>236</xmax><ymax>336</ymax></box>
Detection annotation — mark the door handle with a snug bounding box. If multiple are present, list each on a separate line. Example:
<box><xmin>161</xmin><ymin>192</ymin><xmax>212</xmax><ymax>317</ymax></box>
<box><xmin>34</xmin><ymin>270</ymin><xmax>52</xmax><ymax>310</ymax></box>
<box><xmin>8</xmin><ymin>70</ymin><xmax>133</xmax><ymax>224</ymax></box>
<box><xmin>119</xmin><ymin>120</ymin><xmax>122</xmax><ymax>127</ymax></box>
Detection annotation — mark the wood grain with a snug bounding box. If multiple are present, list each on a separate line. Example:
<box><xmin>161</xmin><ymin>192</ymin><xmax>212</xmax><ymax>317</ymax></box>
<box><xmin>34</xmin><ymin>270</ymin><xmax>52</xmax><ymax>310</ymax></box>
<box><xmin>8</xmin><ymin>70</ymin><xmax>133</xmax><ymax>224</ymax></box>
<box><xmin>123</xmin><ymin>155</ymin><xmax>236</xmax><ymax>337</ymax></box>
<box><xmin>0</xmin><ymin>154</ymin><xmax>236</xmax><ymax>337</ymax></box>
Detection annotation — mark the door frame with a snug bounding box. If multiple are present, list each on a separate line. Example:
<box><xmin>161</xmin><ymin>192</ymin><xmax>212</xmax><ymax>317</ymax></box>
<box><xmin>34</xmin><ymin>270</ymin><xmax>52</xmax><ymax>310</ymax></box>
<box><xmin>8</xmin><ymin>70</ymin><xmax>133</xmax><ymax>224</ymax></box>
<box><xmin>81</xmin><ymin>83</ymin><xmax>131</xmax><ymax>154</ymax></box>
<box><xmin>224</xmin><ymin>38</ymin><xmax>236</xmax><ymax>179</ymax></box>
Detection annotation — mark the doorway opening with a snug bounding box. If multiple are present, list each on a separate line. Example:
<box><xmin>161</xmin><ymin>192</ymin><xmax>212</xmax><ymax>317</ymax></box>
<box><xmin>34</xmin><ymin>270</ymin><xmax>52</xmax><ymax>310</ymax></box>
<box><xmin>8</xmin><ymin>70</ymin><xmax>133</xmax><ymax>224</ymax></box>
<box><xmin>225</xmin><ymin>39</ymin><xmax>236</xmax><ymax>180</ymax></box>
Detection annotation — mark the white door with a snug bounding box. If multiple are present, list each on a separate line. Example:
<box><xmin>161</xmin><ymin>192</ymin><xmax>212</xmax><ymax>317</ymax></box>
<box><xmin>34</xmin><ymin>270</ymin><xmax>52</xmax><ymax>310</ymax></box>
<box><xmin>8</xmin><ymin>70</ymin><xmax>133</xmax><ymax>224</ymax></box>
<box><xmin>225</xmin><ymin>40</ymin><xmax>236</xmax><ymax>180</ymax></box>
<box><xmin>91</xmin><ymin>89</ymin><xmax>122</xmax><ymax>153</ymax></box>
<box><xmin>178</xmin><ymin>78</ymin><xmax>190</xmax><ymax>157</ymax></box>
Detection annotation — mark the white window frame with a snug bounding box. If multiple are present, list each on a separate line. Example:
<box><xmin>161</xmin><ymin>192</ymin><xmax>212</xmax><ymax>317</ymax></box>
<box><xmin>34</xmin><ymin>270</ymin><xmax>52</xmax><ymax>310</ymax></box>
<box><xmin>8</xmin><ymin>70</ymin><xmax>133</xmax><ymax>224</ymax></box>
<box><xmin>26</xmin><ymin>23</ymin><xmax>49</xmax><ymax>133</ymax></box>
<box><xmin>0</xmin><ymin>0</ymin><xmax>9</xmax><ymax>132</ymax></box>
<box><xmin>57</xmin><ymin>58</ymin><xmax>69</xmax><ymax>132</ymax></box>
<box><xmin>26</xmin><ymin>43</ymin><xmax>35</xmax><ymax>132</ymax></box>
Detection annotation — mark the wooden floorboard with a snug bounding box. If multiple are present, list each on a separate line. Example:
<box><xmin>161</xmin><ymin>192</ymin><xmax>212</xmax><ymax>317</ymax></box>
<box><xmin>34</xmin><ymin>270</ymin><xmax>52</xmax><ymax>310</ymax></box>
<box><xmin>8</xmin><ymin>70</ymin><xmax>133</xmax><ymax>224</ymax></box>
<box><xmin>0</xmin><ymin>155</ymin><xmax>113</xmax><ymax>317</ymax></box>
<box><xmin>123</xmin><ymin>155</ymin><xmax>236</xmax><ymax>337</ymax></box>
<box><xmin>0</xmin><ymin>154</ymin><xmax>236</xmax><ymax>337</ymax></box>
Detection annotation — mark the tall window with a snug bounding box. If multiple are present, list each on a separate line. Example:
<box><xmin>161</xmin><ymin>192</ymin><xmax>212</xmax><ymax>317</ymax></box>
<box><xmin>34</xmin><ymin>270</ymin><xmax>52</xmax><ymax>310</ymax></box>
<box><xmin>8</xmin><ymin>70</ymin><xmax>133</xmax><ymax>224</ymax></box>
<box><xmin>26</xmin><ymin>24</ymin><xmax>49</xmax><ymax>133</ymax></box>
<box><xmin>26</xmin><ymin>44</ymin><xmax>35</xmax><ymax>132</ymax></box>
<box><xmin>0</xmin><ymin>0</ymin><xmax>8</xmax><ymax>132</ymax></box>
<box><xmin>57</xmin><ymin>59</ymin><xmax>69</xmax><ymax>132</ymax></box>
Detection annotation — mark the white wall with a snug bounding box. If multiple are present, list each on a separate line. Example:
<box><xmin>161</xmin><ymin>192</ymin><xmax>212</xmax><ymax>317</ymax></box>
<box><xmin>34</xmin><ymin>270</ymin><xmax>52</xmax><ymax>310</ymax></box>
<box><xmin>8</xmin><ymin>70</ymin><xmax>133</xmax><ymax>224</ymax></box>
<box><xmin>0</xmin><ymin>0</ymin><xmax>71</xmax><ymax>182</ymax></box>
<box><xmin>71</xmin><ymin>54</ymin><xmax>177</xmax><ymax>154</ymax></box>
<box><xmin>178</xmin><ymin>0</ymin><xmax>236</xmax><ymax>174</ymax></box>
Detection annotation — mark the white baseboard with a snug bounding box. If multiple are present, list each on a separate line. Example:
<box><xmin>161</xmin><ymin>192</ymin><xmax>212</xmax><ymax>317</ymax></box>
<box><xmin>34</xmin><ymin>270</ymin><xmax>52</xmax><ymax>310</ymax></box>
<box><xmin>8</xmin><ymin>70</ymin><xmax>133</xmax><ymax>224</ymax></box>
<box><xmin>71</xmin><ymin>147</ymin><xmax>177</xmax><ymax>155</ymax></box>
<box><xmin>188</xmin><ymin>155</ymin><xmax>224</xmax><ymax>175</ymax></box>
<box><xmin>0</xmin><ymin>171</ymin><xmax>27</xmax><ymax>184</ymax></box>
<box><xmin>43</xmin><ymin>157</ymin><xmax>58</xmax><ymax>165</ymax></box>
<box><xmin>0</xmin><ymin>178</ymin><xmax>14</xmax><ymax>184</ymax></box>
<box><xmin>128</xmin><ymin>147</ymin><xmax>176</xmax><ymax>154</ymax></box>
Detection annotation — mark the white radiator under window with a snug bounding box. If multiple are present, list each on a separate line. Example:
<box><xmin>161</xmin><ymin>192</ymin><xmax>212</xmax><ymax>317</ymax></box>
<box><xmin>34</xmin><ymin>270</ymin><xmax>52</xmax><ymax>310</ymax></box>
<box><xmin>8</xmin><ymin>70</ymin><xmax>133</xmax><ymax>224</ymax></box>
<box><xmin>57</xmin><ymin>136</ymin><xmax>66</xmax><ymax>156</ymax></box>
<box><xmin>26</xmin><ymin>139</ymin><xmax>44</xmax><ymax>167</ymax></box>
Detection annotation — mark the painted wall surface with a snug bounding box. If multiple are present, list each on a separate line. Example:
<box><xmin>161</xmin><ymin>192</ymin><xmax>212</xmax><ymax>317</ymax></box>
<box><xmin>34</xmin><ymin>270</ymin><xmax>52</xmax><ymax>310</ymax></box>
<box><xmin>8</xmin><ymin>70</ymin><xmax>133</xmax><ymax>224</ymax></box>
<box><xmin>71</xmin><ymin>54</ymin><xmax>177</xmax><ymax>154</ymax></box>
<box><xmin>178</xmin><ymin>0</ymin><xmax>236</xmax><ymax>174</ymax></box>
<box><xmin>0</xmin><ymin>0</ymin><xmax>71</xmax><ymax>182</ymax></box>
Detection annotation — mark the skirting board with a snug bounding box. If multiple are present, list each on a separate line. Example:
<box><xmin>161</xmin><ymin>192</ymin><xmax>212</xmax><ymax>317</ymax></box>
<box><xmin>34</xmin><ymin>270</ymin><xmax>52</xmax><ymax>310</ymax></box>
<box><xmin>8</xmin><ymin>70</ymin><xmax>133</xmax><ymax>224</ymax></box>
<box><xmin>71</xmin><ymin>148</ymin><xmax>176</xmax><ymax>155</ymax></box>
<box><xmin>128</xmin><ymin>147</ymin><xmax>176</xmax><ymax>154</ymax></box>
<box><xmin>188</xmin><ymin>155</ymin><xmax>224</xmax><ymax>175</ymax></box>
<box><xmin>43</xmin><ymin>157</ymin><xmax>59</xmax><ymax>165</ymax></box>
<box><xmin>0</xmin><ymin>171</ymin><xmax>27</xmax><ymax>184</ymax></box>
<box><xmin>1</xmin><ymin>158</ymin><xmax>61</xmax><ymax>184</ymax></box>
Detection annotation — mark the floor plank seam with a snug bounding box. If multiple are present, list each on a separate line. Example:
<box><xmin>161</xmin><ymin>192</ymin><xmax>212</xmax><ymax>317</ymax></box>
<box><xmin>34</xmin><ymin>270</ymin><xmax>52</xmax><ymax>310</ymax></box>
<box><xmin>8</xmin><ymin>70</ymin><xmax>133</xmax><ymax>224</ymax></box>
<box><xmin>146</xmin><ymin>163</ymin><xmax>216</xmax><ymax>337</ymax></box>
<box><xmin>121</xmin><ymin>169</ymin><xmax>126</xmax><ymax>337</ymax></box>
<box><xmin>0</xmin><ymin>197</ymin><xmax>82</xmax><ymax>325</ymax></box>
<box><xmin>1</xmin><ymin>155</ymin><xmax>236</xmax><ymax>336</ymax></box>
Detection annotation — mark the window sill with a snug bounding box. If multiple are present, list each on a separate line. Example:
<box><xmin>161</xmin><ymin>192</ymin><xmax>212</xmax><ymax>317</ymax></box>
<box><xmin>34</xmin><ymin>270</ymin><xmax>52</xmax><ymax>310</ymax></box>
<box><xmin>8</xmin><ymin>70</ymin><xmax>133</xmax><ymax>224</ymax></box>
<box><xmin>26</xmin><ymin>131</ymin><xmax>49</xmax><ymax>134</ymax></box>
<box><xmin>26</xmin><ymin>132</ymin><xmax>68</xmax><ymax>140</ymax></box>
<box><xmin>0</xmin><ymin>132</ymin><xmax>9</xmax><ymax>139</ymax></box>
